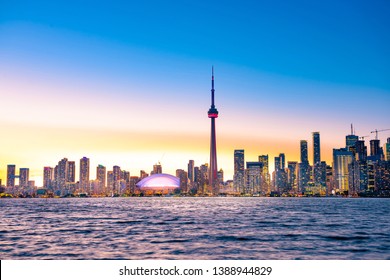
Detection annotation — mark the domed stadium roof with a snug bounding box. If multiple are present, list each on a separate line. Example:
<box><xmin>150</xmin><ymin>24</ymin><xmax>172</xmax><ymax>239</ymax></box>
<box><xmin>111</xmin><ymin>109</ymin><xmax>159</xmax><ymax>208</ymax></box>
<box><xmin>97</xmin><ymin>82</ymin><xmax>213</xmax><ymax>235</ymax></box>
<box><xmin>136</xmin><ymin>173</ymin><xmax>180</xmax><ymax>190</ymax></box>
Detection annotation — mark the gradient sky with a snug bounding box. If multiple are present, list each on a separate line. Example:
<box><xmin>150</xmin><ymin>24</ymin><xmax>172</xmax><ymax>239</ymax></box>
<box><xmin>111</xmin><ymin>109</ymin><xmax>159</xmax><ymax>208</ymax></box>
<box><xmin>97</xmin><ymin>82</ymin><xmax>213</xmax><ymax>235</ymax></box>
<box><xmin>1</xmin><ymin>0</ymin><xmax>389</xmax><ymax>186</ymax></box>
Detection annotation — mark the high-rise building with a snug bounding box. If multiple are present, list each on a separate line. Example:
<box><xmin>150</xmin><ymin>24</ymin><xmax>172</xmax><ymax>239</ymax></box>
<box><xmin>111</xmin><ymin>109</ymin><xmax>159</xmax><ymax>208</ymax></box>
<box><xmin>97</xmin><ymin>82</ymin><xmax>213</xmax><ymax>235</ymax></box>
<box><xmin>287</xmin><ymin>161</ymin><xmax>298</xmax><ymax>193</ymax></box>
<box><xmin>279</xmin><ymin>153</ymin><xmax>285</xmax><ymax>170</ymax></box>
<box><xmin>152</xmin><ymin>163</ymin><xmax>162</xmax><ymax>174</ymax></box>
<box><xmin>346</xmin><ymin>125</ymin><xmax>359</xmax><ymax>150</ymax></box>
<box><xmin>19</xmin><ymin>168</ymin><xmax>29</xmax><ymax>188</ymax></box>
<box><xmin>274</xmin><ymin>156</ymin><xmax>281</xmax><ymax>172</ymax></box>
<box><xmin>6</xmin><ymin>165</ymin><xmax>16</xmax><ymax>188</ymax></box>
<box><xmin>79</xmin><ymin>157</ymin><xmax>90</xmax><ymax>192</ymax></box>
<box><xmin>356</xmin><ymin>139</ymin><xmax>368</xmax><ymax>161</ymax></box>
<box><xmin>274</xmin><ymin>154</ymin><xmax>287</xmax><ymax>193</ymax></box>
<box><xmin>208</xmin><ymin>67</ymin><xmax>219</xmax><ymax>195</ymax></box>
<box><xmin>233</xmin><ymin>149</ymin><xmax>245</xmax><ymax>193</ymax></box>
<box><xmin>113</xmin><ymin>165</ymin><xmax>121</xmax><ymax>194</ymax></box>
<box><xmin>57</xmin><ymin>158</ymin><xmax>68</xmax><ymax>193</ymax></box>
<box><xmin>43</xmin><ymin>167</ymin><xmax>54</xmax><ymax>189</ymax></box>
<box><xmin>298</xmin><ymin>140</ymin><xmax>310</xmax><ymax>193</ymax></box>
<box><xmin>176</xmin><ymin>169</ymin><xmax>188</xmax><ymax>193</ymax></box>
<box><xmin>188</xmin><ymin>160</ymin><xmax>195</xmax><ymax>183</ymax></box>
<box><xmin>384</xmin><ymin>138</ymin><xmax>390</xmax><ymax>161</ymax></box>
<box><xmin>96</xmin><ymin>165</ymin><xmax>106</xmax><ymax>194</ymax></box>
<box><xmin>217</xmin><ymin>169</ymin><xmax>224</xmax><ymax>185</ymax></box>
<box><xmin>312</xmin><ymin>132</ymin><xmax>325</xmax><ymax>186</ymax></box>
<box><xmin>300</xmin><ymin>140</ymin><xmax>308</xmax><ymax>163</ymax></box>
<box><xmin>333</xmin><ymin>148</ymin><xmax>353</xmax><ymax>194</ymax></box>
<box><xmin>67</xmin><ymin>161</ymin><xmax>76</xmax><ymax>183</ymax></box>
<box><xmin>245</xmin><ymin>162</ymin><xmax>263</xmax><ymax>194</ymax></box>
<box><xmin>140</xmin><ymin>170</ymin><xmax>148</xmax><ymax>179</ymax></box>
<box><xmin>107</xmin><ymin>171</ymin><xmax>114</xmax><ymax>194</ymax></box>
<box><xmin>199</xmin><ymin>164</ymin><xmax>209</xmax><ymax>194</ymax></box>
<box><xmin>370</xmin><ymin>139</ymin><xmax>381</xmax><ymax>157</ymax></box>
<box><xmin>258</xmin><ymin>155</ymin><xmax>270</xmax><ymax>193</ymax></box>
<box><xmin>313</xmin><ymin>132</ymin><xmax>321</xmax><ymax>164</ymax></box>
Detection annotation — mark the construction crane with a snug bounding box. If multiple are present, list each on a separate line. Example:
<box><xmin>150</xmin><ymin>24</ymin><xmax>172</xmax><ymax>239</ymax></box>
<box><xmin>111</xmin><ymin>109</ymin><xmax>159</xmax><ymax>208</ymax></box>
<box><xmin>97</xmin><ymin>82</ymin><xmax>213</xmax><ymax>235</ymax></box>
<box><xmin>370</xmin><ymin>129</ymin><xmax>390</xmax><ymax>140</ymax></box>
<box><xmin>359</xmin><ymin>135</ymin><xmax>370</xmax><ymax>140</ymax></box>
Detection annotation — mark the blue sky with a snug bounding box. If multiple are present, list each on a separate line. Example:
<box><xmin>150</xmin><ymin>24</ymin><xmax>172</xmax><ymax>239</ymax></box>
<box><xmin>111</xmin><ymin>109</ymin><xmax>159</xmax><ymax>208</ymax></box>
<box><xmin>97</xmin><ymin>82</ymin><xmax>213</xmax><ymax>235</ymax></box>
<box><xmin>1</xmin><ymin>0</ymin><xmax>389</xmax><ymax>183</ymax></box>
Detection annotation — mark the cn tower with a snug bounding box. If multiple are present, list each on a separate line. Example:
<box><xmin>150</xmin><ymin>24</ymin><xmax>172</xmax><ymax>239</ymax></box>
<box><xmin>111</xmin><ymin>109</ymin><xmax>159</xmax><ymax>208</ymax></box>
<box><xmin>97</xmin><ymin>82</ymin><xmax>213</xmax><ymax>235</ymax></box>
<box><xmin>208</xmin><ymin>67</ymin><xmax>219</xmax><ymax>195</ymax></box>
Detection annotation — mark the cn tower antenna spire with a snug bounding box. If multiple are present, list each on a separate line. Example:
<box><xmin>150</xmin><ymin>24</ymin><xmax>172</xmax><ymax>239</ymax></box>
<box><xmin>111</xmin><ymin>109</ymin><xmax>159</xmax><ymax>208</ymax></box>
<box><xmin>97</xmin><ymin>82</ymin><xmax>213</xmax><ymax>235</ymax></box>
<box><xmin>211</xmin><ymin>66</ymin><xmax>215</xmax><ymax>107</ymax></box>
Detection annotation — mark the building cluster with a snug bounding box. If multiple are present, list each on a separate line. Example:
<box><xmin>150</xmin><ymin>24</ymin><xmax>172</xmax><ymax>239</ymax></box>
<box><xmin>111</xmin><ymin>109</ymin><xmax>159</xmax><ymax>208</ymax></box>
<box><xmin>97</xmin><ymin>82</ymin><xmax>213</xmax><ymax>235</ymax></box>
<box><xmin>0</xmin><ymin>157</ymin><xmax>225</xmax><ymax>197</ymax></box>
<box><xmin>233</xmin><ymin>131</ymin><xmax>390</xmax><ymax>197</ymax></box>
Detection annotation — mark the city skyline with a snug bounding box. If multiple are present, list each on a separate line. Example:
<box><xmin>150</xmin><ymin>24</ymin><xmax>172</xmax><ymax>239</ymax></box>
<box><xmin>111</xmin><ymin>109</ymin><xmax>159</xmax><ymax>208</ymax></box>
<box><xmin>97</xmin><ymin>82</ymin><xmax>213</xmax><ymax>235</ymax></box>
<box><xmin>1</xmin><ymin>1</ymin><xmax>389</xmax><ymax>185</ymax></box>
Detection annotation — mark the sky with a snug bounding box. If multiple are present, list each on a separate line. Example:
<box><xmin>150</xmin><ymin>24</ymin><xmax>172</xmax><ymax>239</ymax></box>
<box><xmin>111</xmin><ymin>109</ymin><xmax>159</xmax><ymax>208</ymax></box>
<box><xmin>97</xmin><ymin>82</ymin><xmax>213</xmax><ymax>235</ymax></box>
<box><xmin>1</xmin><ymin>0</ymin><xmax>389</xmax><ymax>186</ymax></box>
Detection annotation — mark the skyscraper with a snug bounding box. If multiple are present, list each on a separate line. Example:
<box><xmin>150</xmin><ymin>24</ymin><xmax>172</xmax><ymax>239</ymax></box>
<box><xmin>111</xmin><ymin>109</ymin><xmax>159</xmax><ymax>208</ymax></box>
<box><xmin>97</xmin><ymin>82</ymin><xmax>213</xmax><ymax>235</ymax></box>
<box><xmin>312</xmin><ymin>132</ymin><xmax>326</xmax><ymax>187</ymax></box>
<box><xmin>67</xmin><ymin>161</ymin><xmax>76</xmax><ymax>183</ymax></box>
<box><xmin>57</xmin><ymin>158</ymin><xmax>68</xmax><ymax>193</ymax></box>
<box><xmin>233</xmin><ymin>149</ymin><xmax>245</xmax><ymax>192</ymax></box>
<box><xmin>287</xmin><ymin>161</ymin><xmax>298</xmax><ymax>193</ymax></box>
<box><xmin>370</xmin><ymin>139</ymin><xmax>381</xmax><ymax>157</ymax></box>
<box><xmin>6</xmin><ymin>165</ymin><xmax>16</xmax><ymax>188</ymax></box>
<box><xmin>188</xmin><ymin>160</ymin><xmax>194</xmax><ymax>183</ymax></box>
<box><xmin>19</xmin><ymin>168</ymin><xmax>29</xmax><ymax>188</ymax></box>
<box><xmin>313</xmin><ymin>132</ymin><xmax>321</xmax><ymax>164</ymax></box>
<box><xmin>43</xmin><ymin>167</ymin><xmax>54</xmax><ymax>189</ymax></box>
<box><xmin>258</xmin><ymin>155</ymin><xmax>270</xmax><ymax>193</ymax></box>
<box><xmin>346</xmin><ymin>124</ymin><xmax>358</xmax><ymax>150</ymax></box>
<box><xmin>245</xmin><ymin>162</ymin><xmax>263</xmax><ymax>194</ymax></box>
<box><xmin>298</xmin><ymin>140</ymin><xmax>310</xmax><ymax>193</ymax></box>
<box><xmin>300</xmin><ymin>140</ymin><xmax>308</xmax><ymax>163</ymax></box>
<box><xmin>176</xmin><ymin>169</ymin><xmax>188</xmax><ymax>193</ymax></box>
<box><xmin>79</xmin><ymin>157</ymin><xmax>90</xmax><ymax>192</ymax></box>
<box><xmin>208</xmin><ymin>67</ymin><xmax>219</xmax><ymax>195</ymax></box>
<box><xmin>385</xmin><ymin>138</ymin><xmax>390</xmax><ymax>161</ymax></box>
<box><xmin>96</xmin><ymin>165</ymin><xmax>106</xmax><ymax>194</ymax></box>
<box><xmin>333</xmin><ymin>148</ymin><xmax>353</xmax><ymax>194</ymax></box>
<box><xmin>152</xmin><ymin>163</ymin><xmax>162</xmax><ymax>174</ymax></box>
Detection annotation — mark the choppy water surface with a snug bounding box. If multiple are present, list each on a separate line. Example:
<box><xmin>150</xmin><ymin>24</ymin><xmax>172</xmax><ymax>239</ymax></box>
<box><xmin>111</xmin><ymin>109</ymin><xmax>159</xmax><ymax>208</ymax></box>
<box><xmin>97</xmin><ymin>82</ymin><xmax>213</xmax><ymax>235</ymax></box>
<box><xmin>1</xmin><ymin>197</ymin><xmax>389</xmax><ymax>259</ymax></box>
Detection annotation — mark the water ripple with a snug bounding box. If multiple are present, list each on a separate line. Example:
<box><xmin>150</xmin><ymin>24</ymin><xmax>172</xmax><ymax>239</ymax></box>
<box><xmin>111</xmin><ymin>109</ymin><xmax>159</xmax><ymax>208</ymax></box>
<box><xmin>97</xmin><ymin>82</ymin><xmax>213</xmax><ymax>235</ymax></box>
<box><xmin>1</xmin><ymin>197</ymin><xmax>389</xmax><ymax>259</ymax></box>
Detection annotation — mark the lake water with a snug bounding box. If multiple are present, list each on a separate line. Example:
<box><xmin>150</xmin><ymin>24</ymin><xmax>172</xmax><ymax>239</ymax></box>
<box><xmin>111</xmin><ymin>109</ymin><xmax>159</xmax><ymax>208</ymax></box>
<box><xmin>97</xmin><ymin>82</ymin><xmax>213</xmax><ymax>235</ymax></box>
<box><xmin>1</xmin><ymin>197</ymin><xmax>389</xmax><ymax>259</ymax></box>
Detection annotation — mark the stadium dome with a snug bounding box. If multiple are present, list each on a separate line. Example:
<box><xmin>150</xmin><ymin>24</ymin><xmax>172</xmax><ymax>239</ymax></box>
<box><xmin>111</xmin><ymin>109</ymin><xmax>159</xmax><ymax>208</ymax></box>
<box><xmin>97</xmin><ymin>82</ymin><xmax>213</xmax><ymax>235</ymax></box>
<box><xmin>136</xmin><ymin>173</ymin><xmax>180</xmax><ymax>193</ymax></box>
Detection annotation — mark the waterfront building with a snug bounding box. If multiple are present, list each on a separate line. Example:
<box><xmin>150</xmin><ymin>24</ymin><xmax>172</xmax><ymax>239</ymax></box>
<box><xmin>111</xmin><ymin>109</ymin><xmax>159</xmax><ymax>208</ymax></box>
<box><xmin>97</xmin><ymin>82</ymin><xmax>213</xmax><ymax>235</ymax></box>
<box><xmin>385</xmin><ymin>138</ymin><xmax>390</xmax><ymax>161</ymax></box>
<box><xmin>313</xmin><ymin>132</ymin><xmax>321</xmax><ymax>164</ymax></box>
<box><xmin>245</xmin><ymin>162</ymin><xmax>263</xmax><ymax>195</ymax></box>
<box><xmin>188</xmin><ymin>160</ymin><xmax>194</xmax><ymax>183</ymax></box>
<box><xmin>287</xmin><ymin>161</ymin><xmax>298</xmax><ymax>193</ymax></box>
<box><xmin>67</xmin><ymin>161</ymin><xmax>76</xmax><ymax>183</ymax></box>
<box><xmin>6</xmin><ymin>164</ymin><xmax>16</xmax><ymax>188</ymax></box>
<box><xmin>198</xmin><ymin>164</ymin><xmax>208</xmax><ymax>194</ymax></box>
<box><xmin>136</xmin><ymin>173</ymin><xmax>180</xmax><ymax>195</ymax></box>
<box><xmin>300</xmin><ymin>140</ymin><xmax>308</xmax><ymax>163</ymax></box>
<box><xmin>113</xmin><ymin>165</ymin><xmax>121</xmax><ymax>195</ymax></box>
<box><xmin>79</xmin><ymin>157</ymin><xmax>90</xmax><ymax>192</ymax></box>
<box><xmin>152</xmin><ymin>163</ymin><xmax>162</xmax><ymax>174</ymax></box>
<box><xmin>333</xmin><ymin>148</ymin><xmax>353</xmax><ymax>194</ymax></box>
<box><xmin>107</xmin><ymin>171</ymin><xmax>114</xmax><ymax>194</ymax></box>
<box><xmin>258</xmin><ymin>155</ymin><xmax>270</xmax><ymax>193</ymax></box>
<box><xmin>57</xmin><ymin>158</ymin><xmax>68</xmax><ymax>195</ymax></box>
<box><xmin>19</xmin><ymin>168</ymin><xmax>29</xmax><ymax>188</ymax></box>
<box><xmin>370</xmin><ymin>139</ymin><xmax>381</xmax><ymax>158</ymax></box>
<box><xmin>140</xmin><ymin>170</ymin><xmax>148</xmax><ymax>179</ymax></box>
<box><xmin>43</xmin><ymin>167</ymin><xmax>54</xmax><ymax>189</ymax></box>
<box><xmin>233</xmin><ymin>149</ymin><xmax>245</xmax><ymax>193</ymax></box>
<box><xmin>96</xmin><ymin>165</ymin><xmax>106</xmax><ymax>194</ymax></box>
<box><xmin>176</xmin><ymin>169</ymin><xmax>188</xmax><ymax>193</ymax></box>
